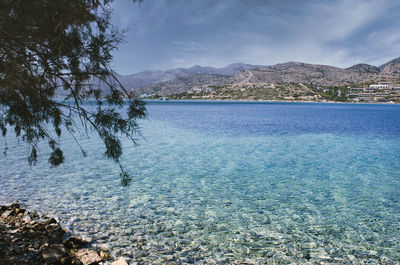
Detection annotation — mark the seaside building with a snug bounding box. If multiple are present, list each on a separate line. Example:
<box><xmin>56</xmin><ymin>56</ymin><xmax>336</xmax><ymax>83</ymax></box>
<box><xmin>369</xmin><ymin>82</ymin><xmax>394</xmax><ymax>90</ymax></box>
<box><xmin>349</xmin><ymin>88</ymin><xmax>363</xmax><ymax>93</ymax></box>
<box><xmin>346</xmin><ymin>82</ymin><xmax>399</xmax><ymax>102</ymax></box>
<box><xmin>375</xmin><ymin>93</ymin><xmax>390</xmax><ymax>97</ymax></box>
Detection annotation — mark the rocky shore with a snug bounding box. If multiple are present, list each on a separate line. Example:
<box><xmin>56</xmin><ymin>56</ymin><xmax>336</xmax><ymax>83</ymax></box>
<box><xmin>0</xmin><ymin>203</ymin><xmax>128</xmax><ymax>265</ymax></box>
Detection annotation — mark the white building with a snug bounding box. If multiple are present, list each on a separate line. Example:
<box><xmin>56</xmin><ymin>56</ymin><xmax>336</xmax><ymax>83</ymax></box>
<box><xmin>369</xmin><ymin>82</ymin><xmax>394</xmax><ymax>90</ymax></box>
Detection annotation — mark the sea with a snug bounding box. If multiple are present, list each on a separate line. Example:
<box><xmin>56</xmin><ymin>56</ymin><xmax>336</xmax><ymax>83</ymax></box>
<box><xmin>1</xmin><ymin>100</ymin><xmax>400</xmax><ymax>264</ymax></box>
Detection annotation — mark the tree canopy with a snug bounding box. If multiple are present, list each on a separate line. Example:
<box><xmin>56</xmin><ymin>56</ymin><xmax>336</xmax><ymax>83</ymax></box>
<box><xmin>0</xmin><ymin>0</ymin><xmax>145</xmax><ymax>184</ymax></box>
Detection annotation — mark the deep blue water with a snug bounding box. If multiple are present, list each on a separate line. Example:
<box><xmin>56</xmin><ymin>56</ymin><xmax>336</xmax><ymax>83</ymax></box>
<box><xmin>1</xmin><ymin>101</ymin><xmax>400</xmax><ymax>264</ymax></box>
<box><xmin>148</xmin><ymin>101</ymin><xmax>400</xmax><ymax>137</ymax></box>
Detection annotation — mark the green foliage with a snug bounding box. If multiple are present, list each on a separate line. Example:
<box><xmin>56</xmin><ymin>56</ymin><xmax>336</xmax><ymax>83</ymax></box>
<box><xmin>0</xmin><ymin>0</ymin><xmax>146</xmax><ymax>176</ymax></box>
<box><xmin>310</xmin><ymin>85</ymin><xmax>349</xmax><ymax>102</ymax></box>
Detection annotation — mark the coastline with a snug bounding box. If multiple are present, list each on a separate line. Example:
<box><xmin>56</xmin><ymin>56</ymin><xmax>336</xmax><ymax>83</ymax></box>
<box><xmin>0</xmin><ymin>203</ymin><xmax>127</xmax><ymax>265</ymax></box>
<box><xmin>144</xmin><ymin>98</ymin><xmax>400</xmax><ymax>105</ymax></box>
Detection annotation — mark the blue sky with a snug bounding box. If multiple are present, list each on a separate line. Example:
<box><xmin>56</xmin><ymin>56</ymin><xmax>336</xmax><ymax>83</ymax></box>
<box><xmin>111</xmin><ymin>0</ymin><xmax>400</xmax><ymax>75</ymax></box>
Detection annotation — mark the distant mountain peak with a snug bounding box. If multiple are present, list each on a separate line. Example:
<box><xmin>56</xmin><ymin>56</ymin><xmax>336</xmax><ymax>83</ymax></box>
<box><xmin>381</xmin><ymin>56</ymin><xmax>400</xmax><ymax>67</ymax></box>
<box><xmin>347</xmin><ymin>63</ymin><xmax>380</xmax><ymax>74</ymax></box>
<box><xmin>274</xmin><ymin>61</ymin><xmax>308</xmax><ymax>67</ymax></box>
<box><xmin>379</xmin><ymin>56</ymin><xmax>400</xmax><ymax>75</ymax></box>
<box><xmin>187</xmin><ymin>64</ymin><xmax>203</xmax><ymax>70</ymax></box>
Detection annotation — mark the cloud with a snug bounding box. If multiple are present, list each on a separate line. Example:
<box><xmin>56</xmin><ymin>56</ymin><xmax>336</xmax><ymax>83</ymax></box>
<box><xmin>110</xmin><ymin>0</ymin><xmax>400</xmax><ymax>74</ymax></box>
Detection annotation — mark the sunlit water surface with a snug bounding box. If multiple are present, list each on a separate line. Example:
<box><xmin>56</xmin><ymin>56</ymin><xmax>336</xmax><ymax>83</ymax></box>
<box><xmin>1</xmin><ymin>101</ymin><xmax>400</xmax><ymax>264</ymax></box>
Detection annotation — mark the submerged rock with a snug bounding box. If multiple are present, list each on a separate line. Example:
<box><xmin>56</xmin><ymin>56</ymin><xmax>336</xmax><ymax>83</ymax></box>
<box><xmin>99</xmin><ymin>250</ymin><xmax>111</xmax><ymax>260</ymax></box>
<box><xmin>112</xmin><ymin>257</ymin><xmax>129</xmax><ymax>265</ymax></box>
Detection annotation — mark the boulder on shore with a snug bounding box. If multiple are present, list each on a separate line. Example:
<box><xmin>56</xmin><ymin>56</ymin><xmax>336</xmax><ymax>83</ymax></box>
<box><xmin>42</xmin><ymin>244</ymin><xmax>67</xmax><ymax>263</ymax></box>
<box><xmin>75</xmin><ymin>248</ymin><xmax>102</xmax><ymax>265</ymax></box>
<box><xmin>0</xmin><ymin>203</ymin><xmax>110</xmax><ymax>265</ymax></box>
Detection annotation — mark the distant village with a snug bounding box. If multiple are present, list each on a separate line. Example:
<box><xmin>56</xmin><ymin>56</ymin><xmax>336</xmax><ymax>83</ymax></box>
<box><xmin>139</xmin><ymin>82</ymin><xmax>400</xmax><ymax>103</ymax></box>
<box><xmin>346</xmin><ymin>82</ymin><xmax>400</xmax><ymax>102</ymax></box>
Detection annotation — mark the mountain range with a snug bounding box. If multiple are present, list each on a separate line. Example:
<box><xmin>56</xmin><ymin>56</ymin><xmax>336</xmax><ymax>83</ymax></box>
<box><xmin>114</xmin><ymin>63</ymin><xmax>260</xmax><ymax>89</ymax></box>
<box><xmin>114</xmin><ymin>57</ymin><xmax>400</xmax><ymax>97</ymax></box>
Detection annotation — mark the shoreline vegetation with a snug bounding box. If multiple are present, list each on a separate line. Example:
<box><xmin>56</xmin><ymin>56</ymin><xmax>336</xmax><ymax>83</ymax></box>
<box><xmin>0</xmin><ymin>203</ymin><xmax>128</xmax><ymax>265</ymax></box>
<box><xmin>140</xmin><ymin>81</ymin><xmax>400</xmax><ymax>104</ymax></box>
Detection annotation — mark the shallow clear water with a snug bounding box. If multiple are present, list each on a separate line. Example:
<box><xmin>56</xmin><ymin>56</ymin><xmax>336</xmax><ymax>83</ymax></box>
<box><xmin>1</xmin><ymin>101</ymin><xmax>400</xmax><ymax>264</ymax></box>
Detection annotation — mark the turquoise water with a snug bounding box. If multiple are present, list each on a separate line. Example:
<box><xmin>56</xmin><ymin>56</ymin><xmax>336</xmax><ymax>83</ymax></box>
<box><xmin>1</xmin><ymin>101</ymin><xmax>400</xmax><ymax>264</ymax></box>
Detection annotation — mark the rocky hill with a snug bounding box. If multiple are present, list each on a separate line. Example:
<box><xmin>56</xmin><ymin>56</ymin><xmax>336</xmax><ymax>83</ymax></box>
<box><xmin>347</xmin><ymin>64</ymin><xmax>380</xmax><ymax>74</ymax></box>
<box><xmin>379</xmin><ymin>57</ymin><xmax>400</xmax><ymax>75</ymax></box>
<box><xmin>120</xmin><ymin>57</ymin><xmax>399</xmax><ymax>98</ymax></box>
<box><xmin>117</xmin><ymin>63</ymin><xmax>261</xmax><ymax>91</ymax></box>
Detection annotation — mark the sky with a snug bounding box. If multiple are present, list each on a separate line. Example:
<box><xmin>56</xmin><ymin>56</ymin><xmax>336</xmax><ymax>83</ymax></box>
<box><xmin>110</xmin><ymin>0</ymin><xmax>400</xmax><ymax>75</ymax></box>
